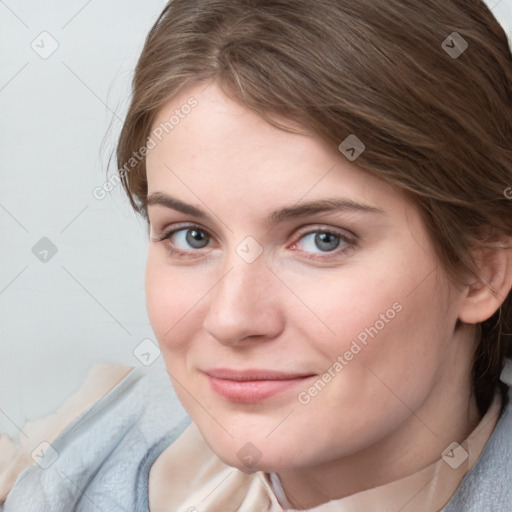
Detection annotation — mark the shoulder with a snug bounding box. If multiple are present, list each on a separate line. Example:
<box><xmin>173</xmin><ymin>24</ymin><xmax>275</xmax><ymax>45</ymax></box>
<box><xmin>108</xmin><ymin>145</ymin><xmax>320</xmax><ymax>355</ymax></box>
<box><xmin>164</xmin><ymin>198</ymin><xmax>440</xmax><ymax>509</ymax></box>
<box><xmin>441</xmin><ymin>379</ymin><xmax>512</xmax><ymax>511</ymax></box>
<box><xmin>2</xmin><ymin>363</ymin><xmax>191</xmax><ymax>512</ymax></box>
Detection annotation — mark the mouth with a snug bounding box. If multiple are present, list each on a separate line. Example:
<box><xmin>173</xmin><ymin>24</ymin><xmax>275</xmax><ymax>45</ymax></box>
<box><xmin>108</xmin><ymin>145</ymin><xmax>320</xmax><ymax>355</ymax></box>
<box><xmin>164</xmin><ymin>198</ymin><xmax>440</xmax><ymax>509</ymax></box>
<box><xmin>204</xmin><ymin>368</ymin><xmax>316</xmax><ymax>403</ymax></box>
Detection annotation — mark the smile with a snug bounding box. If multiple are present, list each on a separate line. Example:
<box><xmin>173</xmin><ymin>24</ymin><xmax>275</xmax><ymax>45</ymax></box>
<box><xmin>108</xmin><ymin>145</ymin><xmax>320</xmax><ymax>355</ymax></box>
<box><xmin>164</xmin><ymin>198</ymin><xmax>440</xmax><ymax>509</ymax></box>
<box><xmin>204</xmin><ymin>368</ymin><xmax>316</xmax><ymax>403</ymax></box>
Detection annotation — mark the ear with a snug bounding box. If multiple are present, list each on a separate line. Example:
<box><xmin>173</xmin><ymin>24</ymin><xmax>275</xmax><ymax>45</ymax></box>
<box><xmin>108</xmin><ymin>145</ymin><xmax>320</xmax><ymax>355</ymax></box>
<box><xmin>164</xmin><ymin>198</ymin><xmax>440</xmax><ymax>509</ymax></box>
<box><xmin>458</xmin><ymin>236</ymin><xmax>512</xmax><ymax>325</ymax></box>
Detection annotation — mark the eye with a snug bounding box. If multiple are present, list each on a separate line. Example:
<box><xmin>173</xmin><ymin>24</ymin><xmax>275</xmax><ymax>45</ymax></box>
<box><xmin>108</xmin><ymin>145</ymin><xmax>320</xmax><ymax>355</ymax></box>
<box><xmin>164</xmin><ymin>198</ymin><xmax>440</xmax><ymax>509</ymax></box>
<box><xmin>171</xmin><ymin>227</ymin><xmax>210</xmax><ymax>250</ymax></box>
<box><xmin>152</xmin><ymin>224</ymin><xmax>356</xmax><ymax>261</ymax></box>
<box><xmin>153</xmin><ymin>224</ymin><xmax>212</xmax><ymax>258</ymax></box>
<box><xmin>290</xmin><ymin>227</ymin><xmax>355</xmax><ymax>258</ymax></box>
<box><xmin>297</xmin><ymin>232</ymin><xmax>341</xmax><ymax>252</ymax></box>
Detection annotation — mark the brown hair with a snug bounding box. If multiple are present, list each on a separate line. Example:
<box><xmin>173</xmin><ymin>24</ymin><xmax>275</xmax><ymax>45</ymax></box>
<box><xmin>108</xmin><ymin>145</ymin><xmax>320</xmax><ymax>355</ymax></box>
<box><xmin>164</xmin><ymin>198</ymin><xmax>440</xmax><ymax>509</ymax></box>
<box><xmin>114</xmin><ymin>0</ymin><xmax>512</xmax><ymax>416</ymax></box>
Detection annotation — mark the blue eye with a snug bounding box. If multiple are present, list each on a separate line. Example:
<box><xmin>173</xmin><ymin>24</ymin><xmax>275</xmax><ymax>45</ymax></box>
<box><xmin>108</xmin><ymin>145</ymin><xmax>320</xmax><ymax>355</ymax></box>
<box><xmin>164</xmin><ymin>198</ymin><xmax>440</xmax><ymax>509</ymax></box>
<box><xmin>161</xmin><ymin>227</ymin><xmax>210</xmax><ymax>251</ymax></box>
<box><xmin>154</xmin><ymin>224</ymin><xmax>355</xmax><ymax>261</ymax></box>
<box><xmin>289</xmin><ymin>228</ymin><xmax>355</xmax><ymax>261</ymax></box>
<box><xmin>296</xmin><ymin>231</ymin><xmax>343</xmax><ymax>253</ymax></box>
<box><xmin>174</xmin><ymin>228</ymin><xmax>210</xmax><ymax>249</ymax></box>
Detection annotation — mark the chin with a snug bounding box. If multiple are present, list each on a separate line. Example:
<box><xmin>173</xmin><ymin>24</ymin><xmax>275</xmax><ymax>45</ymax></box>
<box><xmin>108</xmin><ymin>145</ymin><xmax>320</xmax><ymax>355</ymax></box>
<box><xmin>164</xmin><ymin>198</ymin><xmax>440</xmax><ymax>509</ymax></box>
<box><xmin>218</xmin><ymin>451</ymin><xmax>283</xmax><ymax>474</ymax></box>
<box><xmin>206</xmin><ymin>434</ymin><xmax>308</xmax><ymax>474</ymax></box>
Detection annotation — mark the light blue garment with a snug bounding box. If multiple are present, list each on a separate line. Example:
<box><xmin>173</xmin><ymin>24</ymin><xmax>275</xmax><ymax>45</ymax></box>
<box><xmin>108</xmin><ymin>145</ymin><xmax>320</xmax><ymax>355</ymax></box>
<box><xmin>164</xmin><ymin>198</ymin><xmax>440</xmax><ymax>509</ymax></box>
<box><xmin>3</xmin><ymin>366</ymin><xmax>512</xmax><ymax>511</ymax></box>
<box><xmin>3</xmin><ymin>366</ymin><xmax>192</xmax><ymax>512</ymax></box>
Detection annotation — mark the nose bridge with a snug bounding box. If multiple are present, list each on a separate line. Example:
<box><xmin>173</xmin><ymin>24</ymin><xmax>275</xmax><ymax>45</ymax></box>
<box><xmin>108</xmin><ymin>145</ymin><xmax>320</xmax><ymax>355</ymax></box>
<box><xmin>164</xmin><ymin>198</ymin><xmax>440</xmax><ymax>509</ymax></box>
<box><xmin>215</xmin><ymin>251</ymin><xmax>270</xmax><ymax>308</ymax></box>
<box><xmin>203</xmin><ymin>247</ymin><xmax>281</xmax><ymax>343</ymax></box>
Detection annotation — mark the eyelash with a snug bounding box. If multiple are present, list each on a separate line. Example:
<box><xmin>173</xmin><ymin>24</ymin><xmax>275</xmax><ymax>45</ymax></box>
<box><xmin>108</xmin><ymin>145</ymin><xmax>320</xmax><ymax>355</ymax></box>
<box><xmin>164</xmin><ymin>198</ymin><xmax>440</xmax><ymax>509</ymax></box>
<box><xmin>152</xmin><ymin>223</ymin><xmax>357</xmax><ymax>261</ymax></box>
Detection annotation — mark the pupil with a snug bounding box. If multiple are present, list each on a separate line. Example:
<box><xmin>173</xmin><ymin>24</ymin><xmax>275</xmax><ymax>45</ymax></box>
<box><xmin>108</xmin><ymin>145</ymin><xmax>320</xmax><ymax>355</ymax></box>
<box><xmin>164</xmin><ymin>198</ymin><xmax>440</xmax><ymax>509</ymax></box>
<box><xmin>315</xmin><ymin>232</ymin><xmax>340</xmax><ymax>251</ymax></box>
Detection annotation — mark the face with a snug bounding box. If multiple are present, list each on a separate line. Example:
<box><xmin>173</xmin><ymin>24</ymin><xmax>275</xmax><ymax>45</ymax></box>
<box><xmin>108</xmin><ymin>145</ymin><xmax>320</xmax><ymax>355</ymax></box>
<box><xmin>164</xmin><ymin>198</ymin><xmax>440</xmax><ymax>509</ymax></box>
<box><xmin>145</xmin><ymin>81</ymin><xmax>467</xmax><ymax>473</ymax></box>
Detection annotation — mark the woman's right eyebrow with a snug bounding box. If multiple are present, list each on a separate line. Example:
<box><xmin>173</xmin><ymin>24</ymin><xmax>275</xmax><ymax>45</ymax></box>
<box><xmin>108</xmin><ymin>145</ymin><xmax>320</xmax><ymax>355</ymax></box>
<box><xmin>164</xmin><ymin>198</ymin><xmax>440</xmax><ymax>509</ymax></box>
<box><xmin>146</xmin><ymin>192</ymin><xmax>386</xmax><ymax>226</ymax></box>
<box><xmin>147</xmin><ymin>192</ymin><xmax>206</xmax><ymax>218</ymax></box>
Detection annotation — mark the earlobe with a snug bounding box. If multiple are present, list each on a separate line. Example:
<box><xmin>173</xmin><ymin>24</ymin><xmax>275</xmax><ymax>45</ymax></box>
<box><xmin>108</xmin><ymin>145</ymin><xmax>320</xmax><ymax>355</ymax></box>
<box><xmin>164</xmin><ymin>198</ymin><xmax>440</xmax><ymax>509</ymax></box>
<box><xmin>458</xmin><ymin>239</ymin><xmax>512</xmax><ymax>325</ymax></box>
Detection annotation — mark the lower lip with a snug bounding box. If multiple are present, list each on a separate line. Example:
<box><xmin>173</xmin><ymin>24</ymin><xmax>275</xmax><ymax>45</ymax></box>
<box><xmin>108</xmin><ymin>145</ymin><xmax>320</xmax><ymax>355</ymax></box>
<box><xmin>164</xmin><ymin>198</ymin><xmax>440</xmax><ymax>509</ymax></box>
<box><xmin>207</xmin><ymin>375</ymin><xmax>315</xmax><ymax>403</ymax></box>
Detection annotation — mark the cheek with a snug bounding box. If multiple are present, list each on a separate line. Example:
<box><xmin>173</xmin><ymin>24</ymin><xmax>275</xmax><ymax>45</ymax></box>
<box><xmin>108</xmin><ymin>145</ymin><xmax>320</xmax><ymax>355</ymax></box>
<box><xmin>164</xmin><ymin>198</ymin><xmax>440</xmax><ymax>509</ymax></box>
<box><xmin>145</xmin><ymin>253</ymin><xmax>189</xmax><ymax>347</ymax></box>
<box><xmin>145</xmin><ymin>255</ymin><xmax>168</xmax><ymax>336</ymax></box>
<box><xmin>144</xmin><ymin>251</ymin><xmax>213</xmax><ymax>354</ymax></box>
<box><xmin>294</xmin><ymin>253</ymin><xmax>448</xmax><ymax>378</ymax></box>
<box><xmin>283</xmin><ymin>264</ymin><xmax>405</xmax><ymax>354</ymax></box>
<box><xmin>287</xmin><ymin>269</ymin><xmax>450</xmax><ymax>450</ymax></box>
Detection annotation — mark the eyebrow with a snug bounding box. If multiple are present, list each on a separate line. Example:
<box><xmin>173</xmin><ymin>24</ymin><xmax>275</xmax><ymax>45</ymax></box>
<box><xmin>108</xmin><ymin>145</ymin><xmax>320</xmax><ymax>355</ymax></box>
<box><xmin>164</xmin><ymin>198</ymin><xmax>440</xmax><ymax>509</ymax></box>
<box><xmin>146</xmin><ymin>192</ymin><xmax>385</xmax><ymax>225</ymax></box>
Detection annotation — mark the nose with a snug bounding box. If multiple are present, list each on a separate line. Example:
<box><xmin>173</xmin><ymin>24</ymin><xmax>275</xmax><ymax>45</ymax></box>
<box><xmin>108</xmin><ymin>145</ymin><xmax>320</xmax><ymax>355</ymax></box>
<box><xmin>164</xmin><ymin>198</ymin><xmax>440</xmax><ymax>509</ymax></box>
<box><xmin>202</xmin><ymin>255</ymin><xmax>285</xmax><ymax>346</ymax></box>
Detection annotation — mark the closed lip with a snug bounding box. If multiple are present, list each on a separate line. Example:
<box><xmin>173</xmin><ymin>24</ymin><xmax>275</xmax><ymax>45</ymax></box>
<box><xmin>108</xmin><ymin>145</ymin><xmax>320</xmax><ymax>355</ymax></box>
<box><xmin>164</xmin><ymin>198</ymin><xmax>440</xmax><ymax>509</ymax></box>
<box><xmin>204</xmin><ymin>368</ymin><xmax>316</xmax><ymax>403</ymax></box>
<box><xmin>203</xmin><ymin>368</ymin><xmax>315</xmax><ymax>381</ymax></box>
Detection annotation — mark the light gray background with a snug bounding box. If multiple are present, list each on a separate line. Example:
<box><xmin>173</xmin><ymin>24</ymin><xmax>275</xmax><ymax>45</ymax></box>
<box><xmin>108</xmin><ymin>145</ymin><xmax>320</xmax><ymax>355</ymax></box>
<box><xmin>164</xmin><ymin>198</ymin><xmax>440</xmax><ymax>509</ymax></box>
<box><xmin>0</xmin><ymin>0</ymin><xmax>169</xmax><ymax>438</ymax></box>
<box><xmin>1</xmin><ymin>0</ymin><xmax>511</xmax><ymax>439</ymax></box>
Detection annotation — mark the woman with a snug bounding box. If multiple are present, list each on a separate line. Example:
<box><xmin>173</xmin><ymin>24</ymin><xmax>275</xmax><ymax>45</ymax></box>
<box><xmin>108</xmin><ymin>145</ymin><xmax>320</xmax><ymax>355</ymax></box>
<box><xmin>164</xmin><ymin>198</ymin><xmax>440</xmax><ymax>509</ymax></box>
<box><xmin>3</xmin><ymin>0</ymin><xmax>512</xmax><ymax>510</ymax></box>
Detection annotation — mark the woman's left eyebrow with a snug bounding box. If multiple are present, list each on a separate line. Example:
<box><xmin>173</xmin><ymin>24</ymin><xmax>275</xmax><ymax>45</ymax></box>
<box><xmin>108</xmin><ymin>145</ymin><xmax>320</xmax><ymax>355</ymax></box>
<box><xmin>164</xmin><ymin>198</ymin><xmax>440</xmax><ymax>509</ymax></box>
<box><xmin>146</xmin><ymin>192</ymin><xmax>386</xmax><ymax>225</ymax></box>
<box><xmin>267</xmin><ymin>198</ymin><xmax>385</xmax><ymax>225</ymax></box>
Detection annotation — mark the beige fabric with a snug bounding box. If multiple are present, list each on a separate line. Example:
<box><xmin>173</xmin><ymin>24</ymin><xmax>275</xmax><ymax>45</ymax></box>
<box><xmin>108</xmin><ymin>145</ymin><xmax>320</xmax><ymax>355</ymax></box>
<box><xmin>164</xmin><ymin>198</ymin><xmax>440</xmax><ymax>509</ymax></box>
<box><xmin>149</xmin><ymin>388</ymin><xmax>503</xmax><ymax>512</ymax></box>
<box><xmin>0</xmin><ymin>362</ymin><xmax>133</xmax><ymax>503</ymax></box>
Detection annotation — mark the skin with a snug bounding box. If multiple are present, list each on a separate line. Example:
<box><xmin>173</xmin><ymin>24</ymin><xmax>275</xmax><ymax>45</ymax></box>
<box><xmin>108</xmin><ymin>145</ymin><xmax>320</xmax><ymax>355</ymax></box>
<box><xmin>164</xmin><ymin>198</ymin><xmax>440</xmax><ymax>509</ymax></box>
<box><xmin>144</xmin><ymin>81</ymin><xmax>511</xmax><ymax>509</ymax></box>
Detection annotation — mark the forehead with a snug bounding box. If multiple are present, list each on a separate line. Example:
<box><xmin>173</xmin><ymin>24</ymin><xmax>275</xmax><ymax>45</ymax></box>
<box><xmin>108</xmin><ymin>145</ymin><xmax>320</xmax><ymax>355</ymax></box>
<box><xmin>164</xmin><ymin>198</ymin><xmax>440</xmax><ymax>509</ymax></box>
<box><xmin>145</xmin><ymin>82</ymin><xmax>408</xmax><ymax>217</ymax></box>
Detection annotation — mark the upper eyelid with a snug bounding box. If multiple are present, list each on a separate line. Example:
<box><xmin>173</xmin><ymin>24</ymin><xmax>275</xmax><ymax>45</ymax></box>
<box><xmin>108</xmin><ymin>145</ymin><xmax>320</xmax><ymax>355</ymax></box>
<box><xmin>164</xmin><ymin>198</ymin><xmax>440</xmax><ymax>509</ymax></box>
<box><xmin>149</xmin><ymin>207</ymin><xmax>360</xmax><ymax>234</ymax></box>
<box><xmin>156</xmin><ymin>222</ymin><xmax>217</xmax><ymax>241</ymax></box>
<box><xmin>157</xmin><ymin>222</ymin><xmax>352</xmax><ymax>235</ymax></box>
<box><xmin>293</xmin><ymin>224</ymin><xmax>354</xmax><ymax>238</ymax></box>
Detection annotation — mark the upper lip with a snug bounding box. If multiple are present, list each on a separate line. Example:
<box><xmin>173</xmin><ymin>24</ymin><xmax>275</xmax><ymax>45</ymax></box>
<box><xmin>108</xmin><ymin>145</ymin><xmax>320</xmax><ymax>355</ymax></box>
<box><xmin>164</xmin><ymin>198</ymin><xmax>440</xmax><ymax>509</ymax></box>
<box><xmin>204</xmin><ymin>368</ymin><xmax>315</xmax><ymax>381</ymax></box>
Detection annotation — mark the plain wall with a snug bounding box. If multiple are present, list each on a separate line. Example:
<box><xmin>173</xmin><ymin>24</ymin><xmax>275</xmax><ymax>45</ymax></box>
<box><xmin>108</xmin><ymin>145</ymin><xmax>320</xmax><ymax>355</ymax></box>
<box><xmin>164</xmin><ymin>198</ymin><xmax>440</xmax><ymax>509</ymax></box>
<box><xmin>0</xmin><ymin>0</ymin><xmax>169</xmax><ymax>438</ymax></box>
